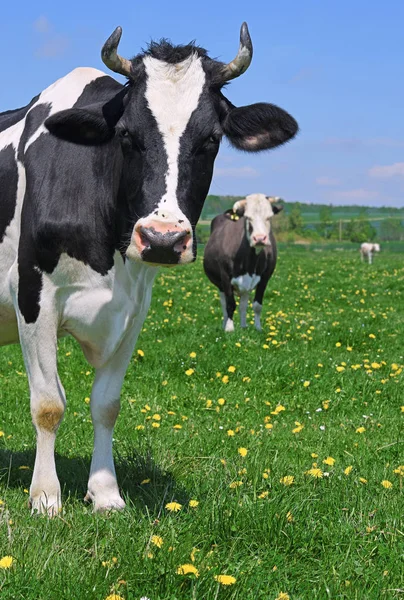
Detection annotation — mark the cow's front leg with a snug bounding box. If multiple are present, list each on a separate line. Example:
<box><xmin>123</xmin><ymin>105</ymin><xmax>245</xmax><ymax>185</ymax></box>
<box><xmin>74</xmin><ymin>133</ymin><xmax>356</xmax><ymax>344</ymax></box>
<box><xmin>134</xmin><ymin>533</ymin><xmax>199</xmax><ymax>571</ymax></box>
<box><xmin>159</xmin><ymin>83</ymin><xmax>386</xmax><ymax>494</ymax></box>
<box><xmin>16</xmin><ymin>307</ymin><xmax>65</xmax><ymax>515</ymax></box>
<box><xmin>239</xmin><ymin>293</ymin><xmax>249</xmax><ymax>328</ymax></box>
<box><xmin>85</xmin><ymin>327</ymin><xmax>143</xmax><ymax>512</ymax></box>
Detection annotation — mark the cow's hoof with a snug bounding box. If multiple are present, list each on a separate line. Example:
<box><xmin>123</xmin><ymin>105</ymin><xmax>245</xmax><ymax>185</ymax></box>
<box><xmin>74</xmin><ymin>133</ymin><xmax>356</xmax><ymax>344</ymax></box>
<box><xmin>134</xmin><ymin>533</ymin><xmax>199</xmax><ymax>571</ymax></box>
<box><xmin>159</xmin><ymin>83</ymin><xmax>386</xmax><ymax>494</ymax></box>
<box><xmin>224</xmin><ymin>319</ymin><xmax>235</xmax><ymax>333</ymax></box>
<box><xmin>29</xmin><ymin>494</ymin><xmax>62</xmax><ymax>517</ymax></box>
<box><xmin>84</xmin><ymin>491</ymin><xmax>126</xmax><ymax>513</ymax></box>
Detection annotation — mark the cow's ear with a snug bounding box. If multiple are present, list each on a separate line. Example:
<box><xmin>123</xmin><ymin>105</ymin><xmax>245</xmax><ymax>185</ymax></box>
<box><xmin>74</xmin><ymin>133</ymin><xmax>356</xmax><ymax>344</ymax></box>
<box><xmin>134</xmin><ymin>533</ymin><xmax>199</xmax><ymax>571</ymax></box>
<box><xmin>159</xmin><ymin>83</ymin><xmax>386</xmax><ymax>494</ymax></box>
<box><xmin>221</xmin><ymin>100</ymin><xmax>298</xmax><ymax>152</ymax></box>
<box><xmin>45</xmin><ymin>108</ymin><xmax>115</xmax><ymax>145</ymax></box>
<box><xmin>272</xmin><ymin>204</ymin><xmax>283</xmax><ymax>214</ymax></box>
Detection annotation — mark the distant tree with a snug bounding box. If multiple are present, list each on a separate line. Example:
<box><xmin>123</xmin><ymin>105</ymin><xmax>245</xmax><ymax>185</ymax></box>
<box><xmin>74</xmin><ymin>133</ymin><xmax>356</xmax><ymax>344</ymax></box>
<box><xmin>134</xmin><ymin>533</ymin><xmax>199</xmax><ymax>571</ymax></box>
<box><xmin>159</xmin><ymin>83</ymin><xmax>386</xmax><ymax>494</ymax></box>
<box><xmin>317</xmin><ymin>204</ymin><xmax>334</xmax><ymax>238</ymax></box>
<box><xmin>288</xmin><ymin>203</ymin><xmax>304</xmax><ymax>232</ymax></box>
<box><xmin>380</xmin><ymin>218</ymin><xmax>404</xmax><ymax>241</ymax></box>
<box><xmin>345</xmin><ymin>218</ymin><xmax>376</xmax><ymax>243</ymax></box>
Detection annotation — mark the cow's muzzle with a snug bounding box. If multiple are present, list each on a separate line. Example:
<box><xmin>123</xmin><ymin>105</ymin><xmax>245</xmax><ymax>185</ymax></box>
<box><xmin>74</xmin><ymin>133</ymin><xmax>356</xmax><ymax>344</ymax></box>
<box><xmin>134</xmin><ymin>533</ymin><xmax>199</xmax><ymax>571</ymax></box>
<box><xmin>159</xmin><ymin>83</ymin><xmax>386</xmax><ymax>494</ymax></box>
<box><xmin>128</xmin><ymin>222</ymin><xmax>193</xmax><ymax>265</ymax></box>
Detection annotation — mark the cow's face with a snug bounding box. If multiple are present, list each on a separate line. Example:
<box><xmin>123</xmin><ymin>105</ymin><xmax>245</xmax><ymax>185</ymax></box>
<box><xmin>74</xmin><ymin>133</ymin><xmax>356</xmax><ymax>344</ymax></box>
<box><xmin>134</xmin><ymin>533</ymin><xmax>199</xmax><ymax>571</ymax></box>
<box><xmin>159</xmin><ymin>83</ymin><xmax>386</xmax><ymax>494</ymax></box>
<box><xmin>234</xmin><ymin>194</ymin><xmax>282</xmax><ymax>248</ymax></box>
<box><xmin>45</xmin><ymin>25</ymin><xmax>298</xmax><ymax>267</ymax></box>
<box><xmin>373</xmin><ymin>244</ymin><xmax>380</xmax><ymax>252</ymax></box>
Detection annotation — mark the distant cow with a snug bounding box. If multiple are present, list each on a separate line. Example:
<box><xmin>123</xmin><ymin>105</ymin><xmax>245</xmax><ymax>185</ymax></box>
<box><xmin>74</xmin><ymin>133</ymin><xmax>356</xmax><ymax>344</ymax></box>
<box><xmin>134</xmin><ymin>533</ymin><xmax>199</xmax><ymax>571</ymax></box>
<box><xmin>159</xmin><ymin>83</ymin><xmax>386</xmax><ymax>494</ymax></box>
<box><xmin>360</xmin><ymin>243</ymin><xmax>380</xmax><ymax>264</ymax></box>
<box><xmin>0</xmin><ymin>25</ymin><xmax>298</xmax><ymax>514</ymax></box>
<box><xmin>203</xmin><ymin>194</ymin><xmax>282</xmax><ymax>332</ymax></box>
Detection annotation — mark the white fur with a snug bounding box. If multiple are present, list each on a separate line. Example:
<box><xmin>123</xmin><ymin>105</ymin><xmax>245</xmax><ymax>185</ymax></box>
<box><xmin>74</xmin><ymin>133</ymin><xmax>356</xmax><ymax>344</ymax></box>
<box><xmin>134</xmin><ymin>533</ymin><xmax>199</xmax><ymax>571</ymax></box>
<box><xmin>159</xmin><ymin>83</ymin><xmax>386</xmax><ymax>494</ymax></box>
<box><xmin>231</xmin><ymin>273</ymin><xmax>261</xmax><ymax>294</ymax></box>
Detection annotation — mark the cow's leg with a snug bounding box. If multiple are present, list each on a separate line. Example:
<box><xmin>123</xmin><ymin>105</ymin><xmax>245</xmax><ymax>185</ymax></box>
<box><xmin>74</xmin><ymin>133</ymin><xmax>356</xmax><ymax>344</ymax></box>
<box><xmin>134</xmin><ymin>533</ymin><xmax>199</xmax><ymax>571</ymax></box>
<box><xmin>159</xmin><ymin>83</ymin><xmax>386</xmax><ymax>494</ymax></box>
<box><xmin>360</xmin><ymin>251</ymin><xmax>364</xmax><ymax>262</ymax></box>
<box><xmin>16</xmin><ymin>310</ymin><xmax>65</xmax><ymax>515</ymax></box>
<box><xmin>219</xmin><ymin>292</ymin><xmax>228</xmax><ymax>329</ymax></box>
<box><xmin>253</xmin><ymin>281</ymin><xmax>268</xmax><ymax>332</ymax></box>
<box><xmin>223</xmin><ymin>291</ymin><xmax>236</xmax><ymax>332</ymax></box>
<box><xmin>85</xmin><ymin>325</ymin><xmax>144</xmax><ymax>512</ymax></box>
<box><xmin>239</xmin><ymin>293</ymin><xmax>249</xmax><ymax>328</ymax></box>
<box><xmin>368</xmin><ymin>252</ymin><xmax>372</xmax><ymax>265</ymax></box>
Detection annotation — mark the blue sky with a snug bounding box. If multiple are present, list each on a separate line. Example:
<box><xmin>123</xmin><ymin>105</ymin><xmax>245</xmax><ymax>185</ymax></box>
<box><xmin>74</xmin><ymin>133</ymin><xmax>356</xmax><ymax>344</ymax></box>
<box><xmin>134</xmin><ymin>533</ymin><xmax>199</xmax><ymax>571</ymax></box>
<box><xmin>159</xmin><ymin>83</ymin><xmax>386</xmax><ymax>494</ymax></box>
<box><xmin>1</xmin><ymin>0</ymin><xmax>404</xmax><ymax>207</ymax></box>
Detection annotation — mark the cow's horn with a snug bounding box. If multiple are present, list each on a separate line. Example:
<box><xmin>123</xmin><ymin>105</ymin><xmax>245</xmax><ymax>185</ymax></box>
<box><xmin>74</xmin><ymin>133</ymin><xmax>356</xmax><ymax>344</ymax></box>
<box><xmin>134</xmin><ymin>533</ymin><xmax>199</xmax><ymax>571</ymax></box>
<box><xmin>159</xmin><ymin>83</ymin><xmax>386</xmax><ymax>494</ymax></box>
<box><xmin>101</xmin><ymin>27</ymin><xmax>133</xmax><ymax>78</ymax></box>
<box><xmin>221</xmin><ymin>22</ymin><xmax>253</xmax><ymax>82</ymax></box>
<box><xmin>233</xmin><ymin>199</ymin><xmax>247</xmax><ymax>213</ymax></box>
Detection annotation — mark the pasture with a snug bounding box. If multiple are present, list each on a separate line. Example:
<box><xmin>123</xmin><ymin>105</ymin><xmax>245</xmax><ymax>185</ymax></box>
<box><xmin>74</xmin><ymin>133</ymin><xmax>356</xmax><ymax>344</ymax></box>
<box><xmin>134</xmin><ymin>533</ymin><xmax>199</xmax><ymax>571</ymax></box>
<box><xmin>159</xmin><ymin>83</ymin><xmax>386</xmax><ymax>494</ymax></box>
<box><xmin>0</xmin><ymin>245</ymin><xmax>403</xmax><ymax>600</ymax></box>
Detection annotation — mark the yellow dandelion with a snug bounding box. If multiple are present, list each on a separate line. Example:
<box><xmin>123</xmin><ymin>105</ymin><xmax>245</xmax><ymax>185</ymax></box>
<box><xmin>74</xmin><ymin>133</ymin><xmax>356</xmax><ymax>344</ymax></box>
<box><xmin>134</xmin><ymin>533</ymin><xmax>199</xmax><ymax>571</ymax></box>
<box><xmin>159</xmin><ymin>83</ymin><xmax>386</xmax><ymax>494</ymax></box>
<box><xmin>177</xmin><ymin>564</ymin><xmax>199</xmax><ymax>577</ymax></box>
<box><xmin>275</xmin><ymin>593</ymin><xmax>290</xmax><ymax>600</ymax></box>
<box><xmin>214</xmin><ymin>574</ymin><xmax>236</xmax><ymax>586</ymax></box>
<box><xmin>336</xmin><ymin>366</ymin><xmax>345</xmax><ymax>373</ymax></box>
<box><xmin>152</xmin><ymin>422</ymin><xmax>160</xmax><ymax>428</ymax></box>
<box><xmin>189</xmin><ymin>352</ymin><xmax>196</xmax><ymax>358</ymax></box>
<box><xmin>265</xmin><ymin>423</ymin><xmax>273</xmax><ymax>429</ymax></box>
<box><xmin>393</xmin><ymin>466</ymin><xmax>404</xmax><ymax>476</ymax></box>
<box><xmin>217</xmin><ymin>398</ymin><xmax>225</xmax><ymax>406</ymax></box>
<box><xmin>105</xmin><ymin>595</ymin><xmax>125</xmax><ymax>600</ymax></box>
<box><xmin>185</xmin><ymin>368</ymin><xmax>194</xmax><ymax>376</ymax></box>
<box><xmin>229</xmin><ymin>481</ymin><xmax>243</xmax><ymax>489</ymax></box>
<box><xmin>356</xmin><ymin>426</ymin><xmax>366</xmax><ymax>434</ymax></box>
<box><xmin>238</xmin><ymin>447</ymin><xmax>248</xmax><ymax>457</ymax></box>
<box><xmin>135</xmin><ymin>424</ymin><xmax>145</xmax><ymax>430</ymax></box>
<box><xmin>165</xmin><ymin>502</ymin><xmax>182</xmax><ymax>512</ymax></box>
<box><xmin>227</xmin><ymin>429</ymin><xmax>235</xmax><ymax>436</ymax></box>
<box><xmin>344</xmin><ymin>466</ymin><xmax>353</xmax><ymax>475</ymax></box>
<box><xmin>271</xmin><ymin>404</ymin><xmax>286</xmax><ymax>415</ymax></box>
<box><xmin>286</xmin><ymin>511</ymin><xmax>294</xmax><ymax>523</ymax></box>
<box><xmin>381</xmin><ymin>480</ymin><xmax>393</xmax><ymax>489</ymax></box>
<box><xmin>359</xmin><ymin>477</ymin><xmax>367</xmax><ymax>484</ymax></box>
<box><xmin>222</xmin><ymin>375</ymin><xmax>229</xmax><ymax>384</ymax></box>
<box><xmin>369</xmin><ymin>333</ymin><xmax>376</xmax><ymax>339</ymax></box>
<box><xmin>292</xmin><ymin>421</ymin><xmax>304</xmax><ymax>434</ymax></box>
<box><xmin>206</xmin><ymin>399</ymin><xmax>213</xmax><ymax>408</ymax></box>
<box><xmin>303</xmin><ymin>380</ymin><xmax>310</xmax><ymax>387</ymax></box>
<box><xmin>152</xmin><ymin>413</ymin><xmax>161</xmax><ymax>421</ymax></box>
<box><xmin>228</xmin><ymin>365</ymin><xmax>236</xmax><ymax>373</ymax></box>
<box><xmin>258</xmin><ymin>491</ymin><xmax>269</xmax><ymax>498</ymax></box>
<box><xmin>0</xmin><ymin>556</ymin><xmax>14</xmax><ymax>569</ymax></box>
<box><xmin>323</xmin><ymin>457</ymin><xmax>335</xmax><ymax>466</ymax></box>
<box><xmin>335</xmin><ymin>342</ymin><xmax>341</xmax><ymax>347</ymax></box>
<box><xmin>151</xmin><ymin>535</ymin><xmax>163</xmax><ymax>548</ymax></box>
<box><xmin>137</xmin><ymin>349</ymin><xmax>144</xmax><ymax>357</ymax></box>
<box><xmin>173</xmin><ymin>424</ymin><xmax>182</xmax><ymax>429</ymax></box>
<box><xmin>280</xmin><ymin>475</ymin><xmax>294</xmax><ymax>486</ymax></box>
<box><xmin>305</xmin><ymin>468</ymin><xmax>323</xmax><ymax>478</ymax></box>
<box><xmin>189</xmin><ymin>499</ymin><xmax>199</xmax><ymax>508</ymax></box>
<box><xmin>140</xmin><ymin>478</ymin><xmax>150</xmax><ymax>485</ymax></box>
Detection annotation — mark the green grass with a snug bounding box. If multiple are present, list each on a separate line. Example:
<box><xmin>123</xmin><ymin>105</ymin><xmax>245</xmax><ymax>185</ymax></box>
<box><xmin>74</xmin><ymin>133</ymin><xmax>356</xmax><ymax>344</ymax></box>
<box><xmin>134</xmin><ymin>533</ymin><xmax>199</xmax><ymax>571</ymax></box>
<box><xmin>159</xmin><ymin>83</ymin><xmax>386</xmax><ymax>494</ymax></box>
<box><xmin>0</xmin><ymin>248</ymin><xmax>403</xmax><ymax>600</ymax></box>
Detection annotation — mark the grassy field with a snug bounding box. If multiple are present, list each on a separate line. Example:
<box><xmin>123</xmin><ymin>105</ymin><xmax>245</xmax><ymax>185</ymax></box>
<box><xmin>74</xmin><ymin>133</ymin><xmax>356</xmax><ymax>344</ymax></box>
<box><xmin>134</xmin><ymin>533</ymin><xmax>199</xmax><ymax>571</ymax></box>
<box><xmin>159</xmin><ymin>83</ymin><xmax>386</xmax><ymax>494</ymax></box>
<box><xmin>0</xmin><ymin>245</ymin><xmax>403</xmax><ymax>600</ymax></box>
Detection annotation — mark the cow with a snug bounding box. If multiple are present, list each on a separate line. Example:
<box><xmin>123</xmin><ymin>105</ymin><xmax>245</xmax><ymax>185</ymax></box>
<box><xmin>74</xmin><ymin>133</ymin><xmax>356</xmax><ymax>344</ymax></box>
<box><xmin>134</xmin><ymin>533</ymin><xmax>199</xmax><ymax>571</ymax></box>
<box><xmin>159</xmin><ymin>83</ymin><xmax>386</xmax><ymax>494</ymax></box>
<box><xmin>203</xmin><ymin>194</ymin><xmax>282</xmax><ymax>332</ymax></box>
<box><xmin>360</xmin><ymin>242</ymin><xmax>380</xmax><ymax>264</ymax></box>
<box><xmin>0</xmin><ymin>24</ymin><xmax>298</xmax><ymax>514</ymax></box>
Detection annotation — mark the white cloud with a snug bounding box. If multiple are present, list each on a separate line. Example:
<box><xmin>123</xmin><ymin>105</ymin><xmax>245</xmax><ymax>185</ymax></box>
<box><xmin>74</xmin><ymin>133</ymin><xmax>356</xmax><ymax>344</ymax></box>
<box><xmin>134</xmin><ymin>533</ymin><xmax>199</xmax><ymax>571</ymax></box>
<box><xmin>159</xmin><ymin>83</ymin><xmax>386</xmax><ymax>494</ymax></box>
<box><xmin>214</xmin><ymin>166</ymin><xmax>260</xmax><ymax>179</ymax></box>
<box><xmin>316</xmin><ymin>176</ymin><xmax>340</xmax><ymax>186</ymax></box>
<box><xmin>332</xmin><ymin>189</ymin><xmax>379</xmax><ymax>200</ymax></box>
<box><xmin>33</xmin><ymin>16</ymin><xmax>50</xmax><ymax>33</ymax></box>
<box><xmin>368</xmin><ymin>162</ymin><xmax>404</xmax><ymax>178</ymax></box>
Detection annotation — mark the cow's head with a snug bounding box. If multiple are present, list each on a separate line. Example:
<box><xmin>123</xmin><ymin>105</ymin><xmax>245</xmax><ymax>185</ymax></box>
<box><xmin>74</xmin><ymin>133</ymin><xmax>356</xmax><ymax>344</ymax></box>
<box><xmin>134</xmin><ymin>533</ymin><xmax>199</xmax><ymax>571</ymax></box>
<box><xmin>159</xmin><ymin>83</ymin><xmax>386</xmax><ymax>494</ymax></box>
<box><xmin>233</xmin><ymin>194</ymin><xmax>283</xmax><ymax>248</ymax></box>
<box><xmin>373</xmin><ymin>243</ymin><xmax>380</xmax><ymax>252</ymax></box>
<box><xmin>45</xmin><ymin>25</ymin><xmax>298</xmax><ymax>266</ymax></box>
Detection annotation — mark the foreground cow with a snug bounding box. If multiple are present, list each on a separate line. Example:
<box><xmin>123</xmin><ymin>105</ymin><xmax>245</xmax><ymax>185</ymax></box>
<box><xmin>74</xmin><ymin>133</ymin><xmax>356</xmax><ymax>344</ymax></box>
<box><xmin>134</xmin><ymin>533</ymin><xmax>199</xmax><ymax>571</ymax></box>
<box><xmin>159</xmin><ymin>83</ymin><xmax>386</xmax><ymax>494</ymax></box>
<box><xmin>204</xmin><ymin>194</ymin><xmax>282</xmax><ymax>332</ymax></box>
<box><xmin>0</xmin><ymin>25</ymin><xmax>298</xmax><ymax>513</ymax></box>
<box><xmin>360</xmin><ymin>243</ymin><xmax>380</xmax><ymax>264</ymax></box>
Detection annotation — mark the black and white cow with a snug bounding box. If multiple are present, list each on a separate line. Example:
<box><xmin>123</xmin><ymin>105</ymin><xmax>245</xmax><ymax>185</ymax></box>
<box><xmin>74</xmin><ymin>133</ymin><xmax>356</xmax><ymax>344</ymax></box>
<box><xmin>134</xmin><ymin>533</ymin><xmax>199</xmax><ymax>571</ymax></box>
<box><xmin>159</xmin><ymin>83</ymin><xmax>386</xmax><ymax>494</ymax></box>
<box><xmin>0</xmin><ymin>25</ymin><xmax>298</xmax><ymax>513</ymax></box>
<box><xmin>204</xmin><ymin>194</ymin><xmax>283</xmax><ymax>332</ymax></box>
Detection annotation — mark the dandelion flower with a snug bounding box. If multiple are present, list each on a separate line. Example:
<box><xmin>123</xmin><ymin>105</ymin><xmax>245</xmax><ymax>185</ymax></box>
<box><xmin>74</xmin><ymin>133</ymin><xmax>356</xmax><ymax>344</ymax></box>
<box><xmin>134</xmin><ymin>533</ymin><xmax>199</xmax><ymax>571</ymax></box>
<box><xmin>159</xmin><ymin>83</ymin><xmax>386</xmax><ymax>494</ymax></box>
<box><xmin>359</xmin><ymin>477</ymin><xmax>367</xmax><ymax>484</ymax></box>
<box><xmin>214</xmin><ymin>574</ymin><xmax>236</xmax><ymax>585</ymax></box>
<box><xmin>177</xmin><ymin>564</ymin><xmax>199</xmax><ymax>577</ymax></box>
<box><xmin>275</xmin><ymin>593</ymin><xmax>290</xmax><ymax>600</ymax></box>
<box><xmin>280</xmin><ymin>476</ymin><xmax>294</xmax><ymax>486</ymax></box>
<box><xmin>165</xmin><ymin>502</ymin><xmax>182</xmax><ymax>512</ymax></box>
<box><xmin>303</xmin><ymin>380</ymin><xmax>310</xmax><ymax>388</ymax></box>
<box><xmin>185</xmin><ymin>368</ymin><xmax>194</xmax><ymax>376</ymax></box>
<box><xmin>189</xmin><ymin>352</ymin><xmax>196</xmax><ymax>358</ymax></box>
<box><xmin>105</xmin><ymin>595</ymin><xmax>125</xmax><ymax>600</ymax></box>
<box><xmin>258</xmin><ymin>491</ymin><xmax>269</xmax><ymax>498</ymax></box>
<box><xmin>222</xmin><ymin>375</ymin><xmax>229</xmax><ymax>384</ymax></box>
<box><xmin>356</xmin><ymin>426</ymin><xmax>366</xmax><ymax>434</ymax></box>
<box><xmin>381</xmin><ymin>480</ymin><xmax>393</xmax><ymax>489</ymax></box>
<box><xmin>173</xmin><ymin>424</ymin><xmax>182</xmax><ymax>429</ymax></box>
<box><xmin>229</xmin><ymin>481</ymin><xmax>243</xmax><ymax>489</ymax></box>
<box><xmin>0</xmin><ymin>556</ymin><xmax>14</xmax><ymax>569</ymax></box>
<box><xmin>189</xmin><ymin>500</ymin><xmax>199</xmax><ymax>508</ymax></box>
<box><xmin>292</xmin><ymin>421</ymin><xmax>304</xmax><ymax>434</ymax></box>
<box><xmin>323</xmin><ymin>457</ymin><xmax>335</xmax><ymax>466</ymax></box>
<box><xmin>238</xmin><ymin>447</ymin><xmax>248</xmax><ymax>457</ymax></box>
<box><xmin>217</xmin><ymin>398</ymin><xmax>226</xmax><ymax>406</ymax></box>
<box><xmin>151</xmin><ymin>536</ymin><xmax>163</xmax><ymax>548</ymax></box>
<box><xmin>344</xmin><ymin>466</ymin><xmax>353</xmax><ymax>475</ymax></box>
<box><xmin>305</xmin><ymin>468</ymin><xmax>323</xmax><ymax>478</ymax></box>
<box><xmin>228</xmin><ymin>365</ymin><xmax>236</xmax><ymax>373</ymax></box>
<box><xmin>393</xmin><ymin>466</ymin><xmax>404</xmax><ymax>476</ymax></box>
<box><xmin>336</xmin><ymin>366</ymin><xmax>345</xmax><ymax>373</ymax></box>
<box><xmin>227</xmin><ymin>429</ymin><xmax>235</xmax><ymax>436</ymax></box>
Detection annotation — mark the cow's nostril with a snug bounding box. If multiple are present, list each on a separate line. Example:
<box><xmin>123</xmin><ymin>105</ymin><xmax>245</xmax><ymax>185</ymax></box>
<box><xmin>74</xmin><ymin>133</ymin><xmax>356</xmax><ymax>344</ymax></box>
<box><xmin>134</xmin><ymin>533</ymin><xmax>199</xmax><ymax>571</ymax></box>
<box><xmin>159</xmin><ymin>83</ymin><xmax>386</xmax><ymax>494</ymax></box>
<box><xmin>139</xmin><ymin>226</ymin><xmax>189</xmax><ymax>250</ymax></box>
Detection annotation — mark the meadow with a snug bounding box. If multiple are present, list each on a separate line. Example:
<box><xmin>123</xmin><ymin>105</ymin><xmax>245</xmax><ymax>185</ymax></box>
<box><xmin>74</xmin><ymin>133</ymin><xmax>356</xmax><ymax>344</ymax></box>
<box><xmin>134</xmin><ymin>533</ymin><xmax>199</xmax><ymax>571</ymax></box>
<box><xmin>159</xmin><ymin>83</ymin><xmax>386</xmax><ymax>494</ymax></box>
<box><xmin>0</xmin><ymin>245</ymin><xmax>403</xmax><ymax>600</ymax></box>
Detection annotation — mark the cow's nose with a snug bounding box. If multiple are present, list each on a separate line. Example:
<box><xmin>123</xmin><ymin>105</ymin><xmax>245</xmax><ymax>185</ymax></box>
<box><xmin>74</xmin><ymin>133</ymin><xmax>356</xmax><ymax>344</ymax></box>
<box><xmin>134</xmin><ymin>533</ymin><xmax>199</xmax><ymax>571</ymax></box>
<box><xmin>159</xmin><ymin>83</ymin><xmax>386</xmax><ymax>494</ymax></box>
<box><xmin>134</xmin><ymin>223</ymin><xmax>192</xmax><ymax>264</ymax></box>
<box><xmin>252</xmin><ymin>234</ymin><xmax>268</xmax><ymax>246</ymax></box>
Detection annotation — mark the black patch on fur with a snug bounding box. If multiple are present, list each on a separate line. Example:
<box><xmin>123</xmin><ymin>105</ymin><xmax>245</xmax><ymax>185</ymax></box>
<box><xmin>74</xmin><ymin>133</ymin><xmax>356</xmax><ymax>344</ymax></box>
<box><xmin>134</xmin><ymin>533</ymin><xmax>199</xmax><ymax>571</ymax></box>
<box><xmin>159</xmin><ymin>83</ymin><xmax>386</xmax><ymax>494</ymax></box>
<box><xmin>0</xmin><ymin>94</ymin><xmax>40</xmax><ymax>134</ymax></box>
<box><xmin>0</xmin><ymin>145</ymin><xmax>18</xmax><ymax>243</ymax></box>
<box><xmin>17</xmin><ymin>103</ymin><xmax>51</xmax><ymax>163</ymax></box>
